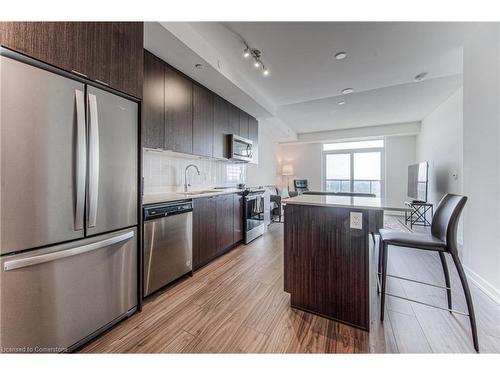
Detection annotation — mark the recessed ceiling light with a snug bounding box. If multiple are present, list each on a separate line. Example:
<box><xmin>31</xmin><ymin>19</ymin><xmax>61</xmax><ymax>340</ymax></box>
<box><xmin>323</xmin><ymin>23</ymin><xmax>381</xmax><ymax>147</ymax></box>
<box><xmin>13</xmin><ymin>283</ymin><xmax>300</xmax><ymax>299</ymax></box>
<box><xmin>194</xmin><ymin>63</ymin><xmax>203</xmax><ymax>70</ymax></box>
<box><xmin>341</xmin><ymin>88</ymin><xmax>354</xmax><ymax>94</ymax></box>
<box><xmin>263</xmin><ymin>68</ymin><xmax>270</xmax><ymax>76</ymax></box>
<box><xmin>243</xmin><ymin>48</ymin><xmax>250</xmax><ymax>58</ymax></box>
<box><xmin>254</xmin><ymin>61</ymin><xmax>260</xmax><ymax>68</ymax></box>
<box><xmin>414</xmin><ymin>72</ymin><xmax>428</xmax><ymax>82</ymax></box>
<box><xmin>335</xmin><ymin>51</ymin><xmax>347</xmax><ymax>60</ymax></box>
<box><xmin>338</xmin><ymin>100</ymin><xmax>345</xmax><ymax>105</ymax></box>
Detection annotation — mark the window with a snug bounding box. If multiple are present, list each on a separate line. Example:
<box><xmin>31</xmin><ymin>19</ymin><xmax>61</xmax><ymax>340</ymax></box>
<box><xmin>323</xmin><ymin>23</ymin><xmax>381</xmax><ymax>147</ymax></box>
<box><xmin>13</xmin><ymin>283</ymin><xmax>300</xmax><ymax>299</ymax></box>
<box><xmin>323</xmin><ymin>140</ymin><xmax>384</xmax><ymax>197</ymax></box>
<box><xmin>323</xmin><ymin>139</ymin><xmax>384</xmax><ymax>151</ymax></box>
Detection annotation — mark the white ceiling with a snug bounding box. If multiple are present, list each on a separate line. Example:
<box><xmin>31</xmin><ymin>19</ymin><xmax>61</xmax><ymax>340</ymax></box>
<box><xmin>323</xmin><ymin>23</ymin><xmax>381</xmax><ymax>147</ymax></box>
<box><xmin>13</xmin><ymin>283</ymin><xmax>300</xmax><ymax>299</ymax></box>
<box><xmin>149</xmin><ymin>22</ymin><xmax>474</xmax><ymax>137</ymax></box>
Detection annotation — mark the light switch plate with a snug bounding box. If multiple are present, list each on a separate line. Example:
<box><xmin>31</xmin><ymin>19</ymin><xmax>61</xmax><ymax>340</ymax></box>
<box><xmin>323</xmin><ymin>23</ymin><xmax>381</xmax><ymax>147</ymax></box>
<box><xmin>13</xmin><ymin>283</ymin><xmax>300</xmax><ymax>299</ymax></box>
<box><xmin>350</xmin><ymin>212</ymin><xmax>363</xmax><ymax>229</ymax></box>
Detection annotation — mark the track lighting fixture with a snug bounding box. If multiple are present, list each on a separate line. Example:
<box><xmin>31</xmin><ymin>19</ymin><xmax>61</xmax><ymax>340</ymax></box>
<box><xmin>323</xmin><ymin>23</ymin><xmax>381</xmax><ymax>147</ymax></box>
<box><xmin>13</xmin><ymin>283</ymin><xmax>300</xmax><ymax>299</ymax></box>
<box><xmin>241</xmin><ymin>43</ymin><xmax>269</xmax><ymax>77</ymax></box>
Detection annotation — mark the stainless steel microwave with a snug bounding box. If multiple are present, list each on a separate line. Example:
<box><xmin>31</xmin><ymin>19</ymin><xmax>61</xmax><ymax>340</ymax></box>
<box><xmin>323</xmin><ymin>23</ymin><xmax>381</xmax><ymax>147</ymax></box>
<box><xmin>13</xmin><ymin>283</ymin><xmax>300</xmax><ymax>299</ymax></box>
<box><xmin>229</xmin><ymin>134</ymin><xmax>253</xmax><ymax>162</ymax></box>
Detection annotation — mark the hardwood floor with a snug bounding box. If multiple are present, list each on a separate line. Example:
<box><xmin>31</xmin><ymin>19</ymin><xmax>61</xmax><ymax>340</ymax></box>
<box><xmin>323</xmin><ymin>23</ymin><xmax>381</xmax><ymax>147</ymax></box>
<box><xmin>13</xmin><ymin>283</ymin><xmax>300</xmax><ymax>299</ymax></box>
<box><xmin>80</xmin><ymin>217</ymin><xmax>500</xmax><ymax>353</ymax></box>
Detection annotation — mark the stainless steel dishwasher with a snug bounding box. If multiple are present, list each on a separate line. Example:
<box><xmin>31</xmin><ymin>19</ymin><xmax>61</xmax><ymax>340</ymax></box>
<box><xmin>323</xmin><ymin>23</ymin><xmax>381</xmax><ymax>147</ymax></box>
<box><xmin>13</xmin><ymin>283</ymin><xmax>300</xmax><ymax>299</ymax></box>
<box><xmin>143</xmin><ymin>200</ymin><xmax>193</xmax><ymax>297</ymax></box>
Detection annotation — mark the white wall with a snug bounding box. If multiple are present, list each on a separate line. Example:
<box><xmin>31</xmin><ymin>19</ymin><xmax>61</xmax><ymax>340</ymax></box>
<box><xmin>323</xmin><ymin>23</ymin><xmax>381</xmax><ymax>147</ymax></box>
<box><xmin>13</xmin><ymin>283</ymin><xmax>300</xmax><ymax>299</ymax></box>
<box><xmin>462</xmin><ymin>23</ymin><xmax>500</xmax><ymax>302</ymax></box>
<box><xmin>279</xmin><ymin>143</ymin><xmax>323</xmax><ymax>191</ymax></box>
<box><xmin>384</xmin><ymin>135</ymin><xmax>416</xmax><ymax>205</ymax></box>
<box><xmin>279</xmin><ymin>136</ymin><xmax>417</xmax><ymax>200</ymax></box>
<box><xmin>246</xmin><ymin>122</ymin><xmax>282</xmax><ymax>187</ymax></box>
<box><xmin>416</xmin><ymin>88</ymin><xmax>464</xmax><ymax>207</ymax></box>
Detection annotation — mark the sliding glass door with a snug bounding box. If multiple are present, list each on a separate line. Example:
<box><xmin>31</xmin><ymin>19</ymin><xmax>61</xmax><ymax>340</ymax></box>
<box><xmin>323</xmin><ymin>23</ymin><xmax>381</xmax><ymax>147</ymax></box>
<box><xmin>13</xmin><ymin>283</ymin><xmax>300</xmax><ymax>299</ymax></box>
<box><xmin>323</xmin><ymin>141</ymin><xmax>384</xmax><ymax>197</ymax></box>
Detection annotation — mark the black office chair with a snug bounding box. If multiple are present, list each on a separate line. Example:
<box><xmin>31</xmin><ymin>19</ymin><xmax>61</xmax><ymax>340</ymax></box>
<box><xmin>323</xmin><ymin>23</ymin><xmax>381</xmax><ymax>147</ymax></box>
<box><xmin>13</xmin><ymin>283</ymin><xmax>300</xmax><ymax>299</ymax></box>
<box><xmin>378</xmin><ymin>194</ymin><xmax>479</xmax><ymax>352</ymax></box>
<box><xmin>293</xmin><ymin>179</ymin><xmax>309</xmax><ymax>194</ymax></box>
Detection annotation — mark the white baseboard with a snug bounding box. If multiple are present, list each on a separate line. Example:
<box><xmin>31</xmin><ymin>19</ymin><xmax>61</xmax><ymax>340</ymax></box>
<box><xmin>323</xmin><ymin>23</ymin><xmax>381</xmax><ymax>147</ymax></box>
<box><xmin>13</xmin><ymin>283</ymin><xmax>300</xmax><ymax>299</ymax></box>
<box><xmin>464</xmin><ymin>265</ymin><xmax>500</xmax><ymax>306</ymax></box>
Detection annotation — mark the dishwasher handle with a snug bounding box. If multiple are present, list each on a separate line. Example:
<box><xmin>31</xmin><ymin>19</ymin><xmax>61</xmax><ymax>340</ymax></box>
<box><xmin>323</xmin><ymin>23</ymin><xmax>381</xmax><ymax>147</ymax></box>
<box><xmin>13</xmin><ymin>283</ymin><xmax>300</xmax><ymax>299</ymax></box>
<box><xmin>144</xmin><ymin>201</ymin><xmax>193</xmax><ymax>221</ymax></box>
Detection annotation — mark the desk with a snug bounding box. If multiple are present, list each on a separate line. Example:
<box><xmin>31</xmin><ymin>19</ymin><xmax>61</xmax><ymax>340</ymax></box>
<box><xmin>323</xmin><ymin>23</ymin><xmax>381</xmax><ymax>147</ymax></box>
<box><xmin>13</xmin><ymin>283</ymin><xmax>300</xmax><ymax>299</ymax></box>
<box><xmin>282</xmin><ymin>195</ymin><xmax>408</xmax><ymax>331</ymax></box>
<box><xmin>404</xmin><ymin>201</ymin><xmax>434</xmax><ymax>228</ymax></box>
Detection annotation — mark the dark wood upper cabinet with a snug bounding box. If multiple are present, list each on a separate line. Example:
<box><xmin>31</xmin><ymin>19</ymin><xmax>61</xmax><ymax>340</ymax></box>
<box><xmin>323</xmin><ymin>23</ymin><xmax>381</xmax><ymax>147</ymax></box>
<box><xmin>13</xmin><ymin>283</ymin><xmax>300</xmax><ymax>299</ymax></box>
<box><xmin>142</xmin><ymin>50</ymin><xmax>165</xmax><ymax>149</ymax></box>
<box><xmin>193</xmin><ymin>83</ymin><xmax>214</xmax><ymax>157</ymax></box>
<box><xmin>110</xmin><ymin>22</ymin><xmax>144</xmax><ymax>99</ymax></box>
<box><xmin>0</xmin><ymin>22</ymin><xmax>90</xmax><ymax>75</ymax></box>
<box><xmin>192</xmin><ymin>196</ymin><xmax>218</xmax><ymax>269</ymax></box>
<box><xmin>0</xmin><ymin>22</ymin><xmax>143</xmax><ymax>98</ymax></box>
<box><xmin>213</xmin><ymin>95</ymin><xmax>230</xmax><ymax>159</ymax></box>
<box><xmin>216</xmin><ymin>194</ymin><xmax>235</xmax><ymax>254</ymax></box>
<box><xmin>248</xmin><ymin>116</ymin><xmax>259</xmax><ymax>164</ymax></box>
<box><xmin>228</xmin><ymin>103</ymin><xmax>240</xmax><ymax>136</ymax></box>
<box><xmin>164</xmin><ymin>66</ymin><xmax>193</xmax><ymax>154</ymax></box>
<box><xmin>239</xmin><ymin>110</ymin><xmax>249</xmax><ymax>139</ymax></box>
<box><xmin>88</xmin><ymin>22</ymin><xmax>112</xmax><ymax>85</ymax></box>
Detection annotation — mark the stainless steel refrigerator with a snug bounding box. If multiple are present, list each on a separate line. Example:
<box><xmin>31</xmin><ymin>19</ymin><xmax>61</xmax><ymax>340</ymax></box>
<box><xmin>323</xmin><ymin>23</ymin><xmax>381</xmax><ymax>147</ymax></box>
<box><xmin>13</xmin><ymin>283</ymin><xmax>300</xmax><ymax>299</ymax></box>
<box><xmin>0</xmin><ymin>48</ymin><xmax>138</xmax><ymax>352</ymax></box>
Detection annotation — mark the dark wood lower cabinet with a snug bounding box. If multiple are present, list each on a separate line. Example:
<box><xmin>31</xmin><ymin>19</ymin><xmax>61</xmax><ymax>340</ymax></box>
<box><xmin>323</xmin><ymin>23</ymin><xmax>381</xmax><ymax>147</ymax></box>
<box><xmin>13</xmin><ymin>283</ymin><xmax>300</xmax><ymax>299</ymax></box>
<box><xmin>193</xmin><ymin>193</ymin><xmax>243</xmax><ymax>269</ymax></box>
<box><xmin>233</xmin><ymin>194</ymin><xmax>244</xmax><ymax>242</ymax></box>
<box><xmin>192</xmin><ymin>196</ymin><xmax>217</xmax><ymax>269</ymax></box>
<box><xmin>284</xmin><ymin>204</ymin><xmax>371</xmax><ymax>331</ymax></box>
<box><xmin>216</xmin><ymin>194</ymin><xmax>235</xmax><ymax>253</ymax></box>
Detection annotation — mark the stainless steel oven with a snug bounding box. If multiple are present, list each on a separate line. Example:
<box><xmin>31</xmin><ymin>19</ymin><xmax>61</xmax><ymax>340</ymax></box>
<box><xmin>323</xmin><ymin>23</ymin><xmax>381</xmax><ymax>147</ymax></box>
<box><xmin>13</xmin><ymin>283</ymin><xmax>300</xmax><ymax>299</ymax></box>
<box><xmin>229</xmin><ymin>134</ymin><xmax>253</xmax><ymax>162</ymax></box>
<box><xmin>243</xmin><ymin>189</ymin><xmax>266</xmax><ymax>244</ymax></box>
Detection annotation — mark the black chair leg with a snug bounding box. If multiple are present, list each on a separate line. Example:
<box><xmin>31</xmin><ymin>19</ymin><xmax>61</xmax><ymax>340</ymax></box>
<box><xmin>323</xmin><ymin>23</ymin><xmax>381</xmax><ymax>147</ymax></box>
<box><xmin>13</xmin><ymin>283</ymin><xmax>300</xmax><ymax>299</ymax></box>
<box><xmin>380</xmin><ymin>243</ymin><xmax>388</xmax><ymax>321</ymax></box>
<box><xmin>451</xmin><ymin>252</ymin><xmax>479</xmax><ymax>352</ymax></box>
<box><xmin>438</xmin><ymin>252</ymin><xmax>452</xmax><ymax>310</ymax></box>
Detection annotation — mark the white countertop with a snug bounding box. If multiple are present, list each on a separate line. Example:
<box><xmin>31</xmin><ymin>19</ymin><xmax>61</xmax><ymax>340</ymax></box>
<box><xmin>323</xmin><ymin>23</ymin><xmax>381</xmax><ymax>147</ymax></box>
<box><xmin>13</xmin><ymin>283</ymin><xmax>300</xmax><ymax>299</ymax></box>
<box><xmin>283</xmin><ymin>194</ymin><xmax>409</xmax><ymax>211</ymax></box>
<box><xmin>143</xmin><ymin>188</ymin><xmax>243</xmax><ymax>205</ymax></box>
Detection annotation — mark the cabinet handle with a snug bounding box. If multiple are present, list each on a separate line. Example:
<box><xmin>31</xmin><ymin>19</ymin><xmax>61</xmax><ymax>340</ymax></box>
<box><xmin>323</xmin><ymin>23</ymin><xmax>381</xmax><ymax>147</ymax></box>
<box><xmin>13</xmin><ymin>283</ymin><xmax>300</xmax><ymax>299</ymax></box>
<box><xmin>95</xmin><ymin>79</ymin><xmax>109</xmax><ymax>87</ymax></box>
<box><xmin>71</xmin><ymin>70</ymin><xmax>88</xmax><ymax>78</ymax></box>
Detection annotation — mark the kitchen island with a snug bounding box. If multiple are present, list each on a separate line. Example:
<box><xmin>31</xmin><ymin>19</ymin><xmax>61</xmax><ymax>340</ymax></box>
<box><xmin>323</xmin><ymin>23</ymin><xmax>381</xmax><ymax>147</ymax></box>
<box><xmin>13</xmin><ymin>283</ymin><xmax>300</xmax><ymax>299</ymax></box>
<box><xmin>282</xmin><ymin>194</ymin><xmax>407</xmax><ymax>331</ymax></box>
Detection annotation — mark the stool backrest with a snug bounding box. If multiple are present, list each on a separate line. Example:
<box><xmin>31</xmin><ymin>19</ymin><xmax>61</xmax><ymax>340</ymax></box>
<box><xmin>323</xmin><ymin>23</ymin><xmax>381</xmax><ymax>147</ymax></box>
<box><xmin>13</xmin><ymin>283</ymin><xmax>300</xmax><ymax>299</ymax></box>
<box><xmin>431</xmin><ymin>194</ymin><xmax>467</xmax><ymax>253</ymax></box>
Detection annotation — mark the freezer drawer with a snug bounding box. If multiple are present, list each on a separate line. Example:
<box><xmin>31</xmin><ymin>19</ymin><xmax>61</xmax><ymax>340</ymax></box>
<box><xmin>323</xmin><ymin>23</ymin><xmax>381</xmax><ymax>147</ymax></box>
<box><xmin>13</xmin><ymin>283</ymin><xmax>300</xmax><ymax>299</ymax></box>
<box><xmin>0</xmin><ymin>228</ymin><xmax>137</xmax><ymax>353</ymax></box>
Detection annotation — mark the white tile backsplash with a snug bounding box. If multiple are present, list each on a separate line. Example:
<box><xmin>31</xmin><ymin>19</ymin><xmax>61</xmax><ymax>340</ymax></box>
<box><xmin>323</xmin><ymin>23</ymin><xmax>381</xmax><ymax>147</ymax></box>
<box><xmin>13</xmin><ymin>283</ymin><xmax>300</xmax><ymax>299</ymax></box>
<box><xmin>143</xmin><ymin>149</ymin><xmax>247</xmax><ymax>194</ymax></box>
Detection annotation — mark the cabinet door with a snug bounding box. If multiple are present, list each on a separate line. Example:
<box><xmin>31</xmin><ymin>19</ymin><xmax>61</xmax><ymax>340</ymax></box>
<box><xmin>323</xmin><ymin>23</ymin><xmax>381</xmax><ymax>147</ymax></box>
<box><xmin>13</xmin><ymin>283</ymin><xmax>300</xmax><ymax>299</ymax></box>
<box><xmin>216</xmin><ymin>194</ymin><xmax>235</xmax><ymax>253</ymax></box>
<box><xmin>228</xmin><ymin>102</ymin><xmax>240</xmax><ymax>136</ymax></box>
<box><xmin>248</xmin><ymin>116</ymin><xmax>259</xmax><ymax>164</ymax></box>
<box><xmin>0</xmin><ymin>22</ymin><xmax>144</xmax><ymax>98</ymax></box>
<box><xmin>110</xmin><ymin>22</ymin><xmax>144</xmax><ymax>98</ymax></box>
<box><xmin>213</xmin><ymin>95</ymin><xmax>229</xmax><ymax>159</ymax></box>
<box><xmin>193</xmin><ymin>83</ymin><xmax>214</xmax><ymax>157</ymax></box>
<box><xmin>165</xmin><ymin>66</ymin><xmax>193</xmax><ymax>154</ymax></box>
<box><xmin>0</xmin><ymin>22</ymin><xmax>91</xmax><ymax>76</ymax></box>
<box><xmin>88</xmin><ymin>22</ymin><xmax>113</xmax><ymax>86</ymax></box>
<box><xmin>192</xmin><ymin>196</ymin><xmax>217</xmax><ymax>269</ymax></box>
<box><xmin>239</xmin><ymin>110</ymin><xmax>249</xmax><ymax>139</ymax></box>
<box><xmin>233</xmin><ymin>194</ymin><xmax>244</xmax><ymax>243</ymax></box>
<box><xmin>142</xmin><ymin>50</ymin><xmax>165</xmax><ymax>149</ymax></box>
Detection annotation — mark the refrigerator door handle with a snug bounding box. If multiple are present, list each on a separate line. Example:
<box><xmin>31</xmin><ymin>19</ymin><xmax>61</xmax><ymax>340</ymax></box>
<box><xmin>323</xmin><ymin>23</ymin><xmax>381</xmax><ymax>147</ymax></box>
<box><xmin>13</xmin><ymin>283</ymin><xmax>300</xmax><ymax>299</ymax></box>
<box><xmin>3</xmin><ymin>230</ymin><xmax>134</xmax><ymax>271</ymax></box>
<box><xmin>75</xmin><ymin>89</ymin><xmax>86</xmax><ymax>231</ymax></box>
<box><xmin>88</xmin><ymin>93</ymin><xmax>100</xmax><ymax>228</ymax></box>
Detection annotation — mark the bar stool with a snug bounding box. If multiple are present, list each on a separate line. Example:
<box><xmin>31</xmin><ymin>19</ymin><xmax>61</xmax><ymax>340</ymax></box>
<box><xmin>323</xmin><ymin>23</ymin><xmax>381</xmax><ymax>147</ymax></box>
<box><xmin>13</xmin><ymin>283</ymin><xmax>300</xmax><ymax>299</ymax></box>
<box><xmin>378</xmin><ymin>194</ymin><xmax>479</xmax><ymax>352</ymax></box>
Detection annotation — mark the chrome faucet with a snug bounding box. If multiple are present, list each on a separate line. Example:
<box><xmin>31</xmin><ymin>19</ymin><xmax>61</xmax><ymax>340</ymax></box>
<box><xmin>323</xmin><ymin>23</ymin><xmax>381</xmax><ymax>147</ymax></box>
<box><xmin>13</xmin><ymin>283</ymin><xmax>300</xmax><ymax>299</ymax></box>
<box><xmin>184</xmin><ymin>164</ymin><xmax>200</xmax><ymax>192</ymax></box>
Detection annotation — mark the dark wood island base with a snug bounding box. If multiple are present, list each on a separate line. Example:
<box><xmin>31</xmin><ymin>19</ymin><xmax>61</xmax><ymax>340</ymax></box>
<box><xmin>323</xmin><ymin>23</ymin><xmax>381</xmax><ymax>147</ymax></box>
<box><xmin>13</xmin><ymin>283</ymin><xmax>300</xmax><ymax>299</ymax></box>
<box><xmin>284</xmin><ymin>200</ymin><xmax>385</xmax><ymax>331</ymax></box>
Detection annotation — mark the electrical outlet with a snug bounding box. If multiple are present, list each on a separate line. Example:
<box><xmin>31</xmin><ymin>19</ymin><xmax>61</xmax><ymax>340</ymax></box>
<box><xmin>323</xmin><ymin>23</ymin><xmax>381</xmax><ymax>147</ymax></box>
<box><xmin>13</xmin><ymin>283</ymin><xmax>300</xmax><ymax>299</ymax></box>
<box><xmin>350</xmin><ymin>212</ymin><xmax>363</xmax><ymax>230</ymax></box>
